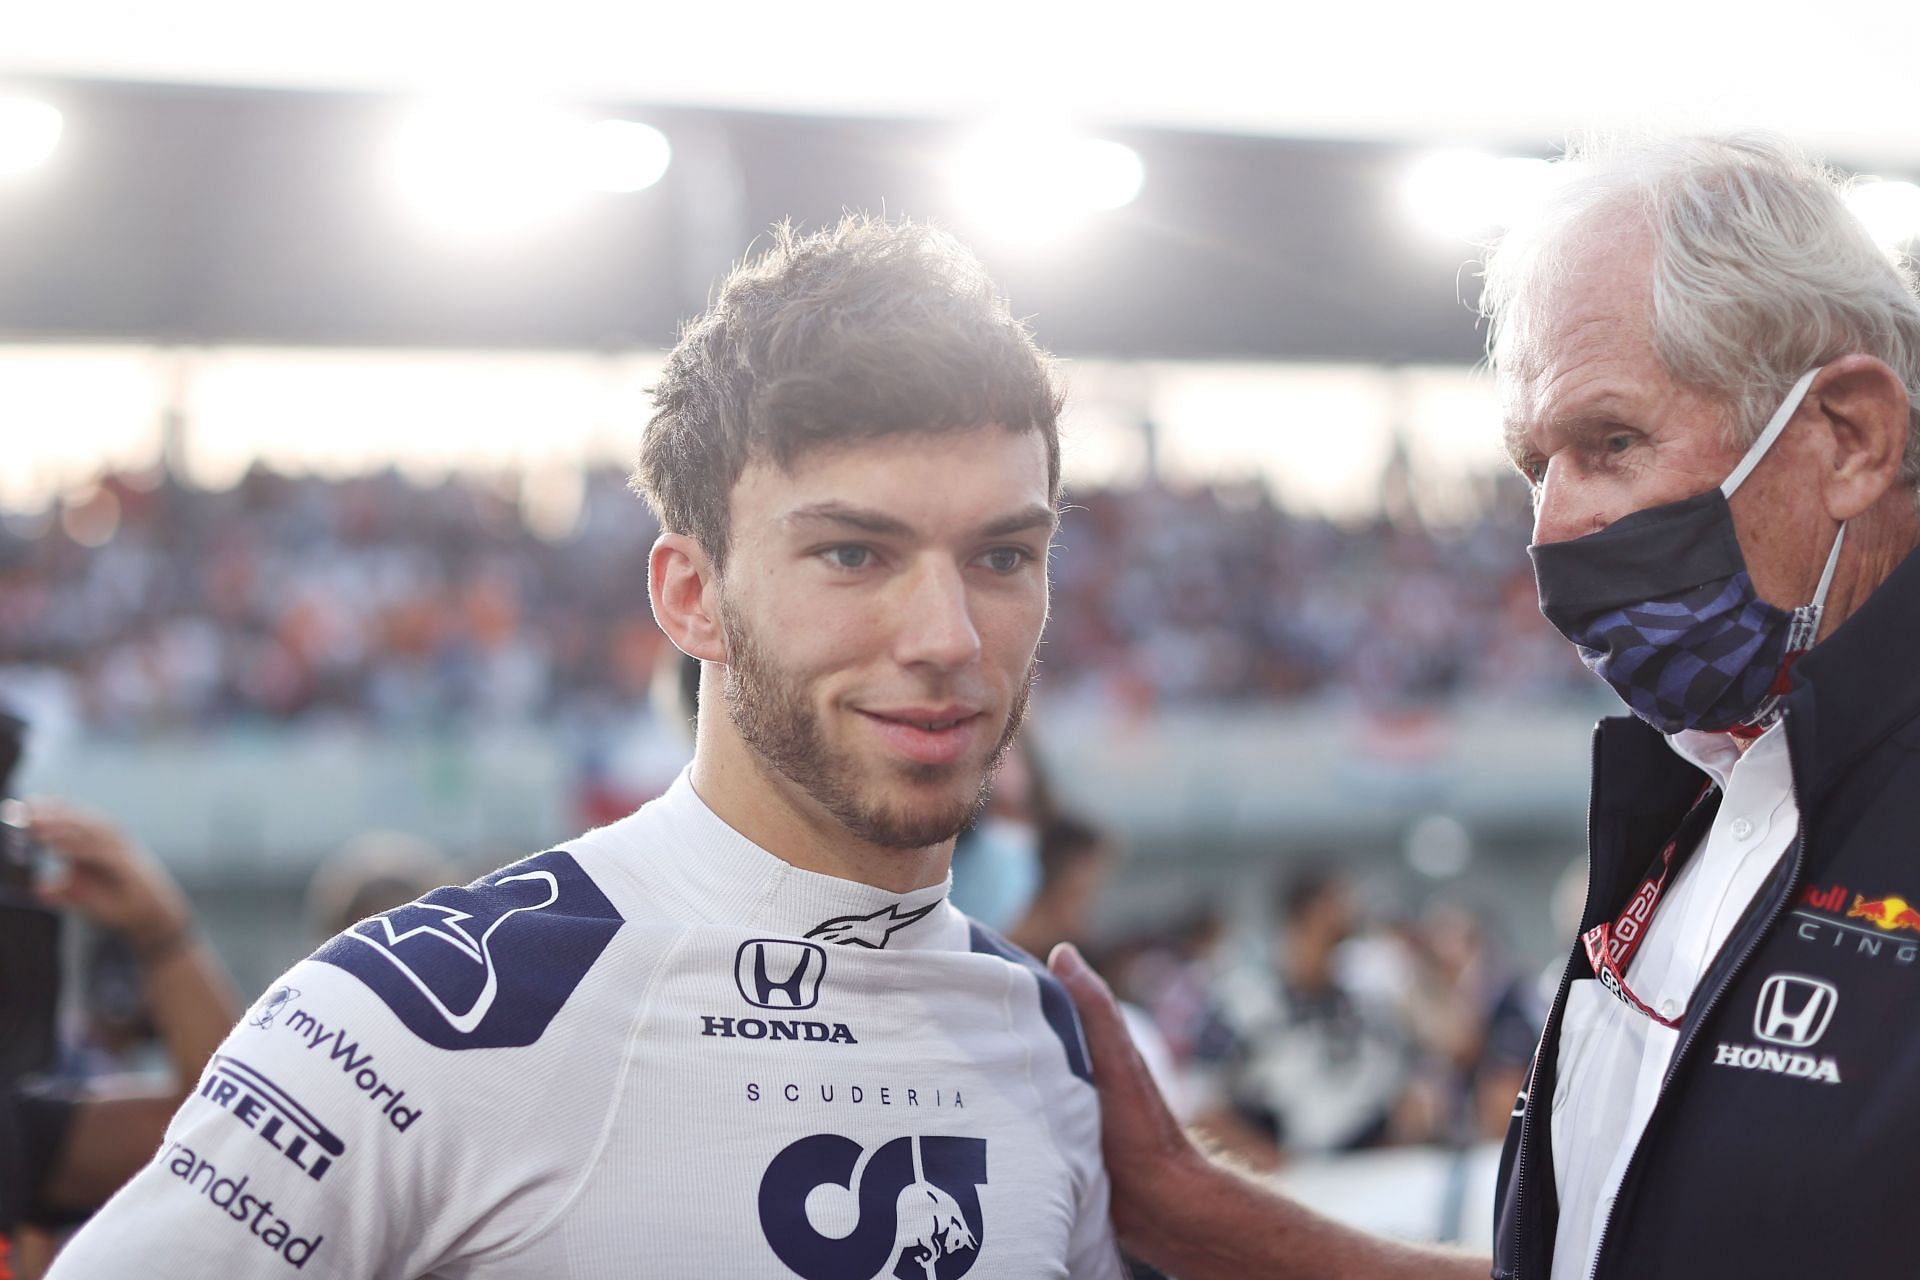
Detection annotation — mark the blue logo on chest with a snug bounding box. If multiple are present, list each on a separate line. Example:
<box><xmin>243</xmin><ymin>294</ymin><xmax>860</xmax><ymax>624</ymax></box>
<box><xmin>314</xmin><ymin>849</ymin><xmax>621</xmax><ymax>1050</ymax></box>
<box><xmin>758</xmin><ymin>1133</ymin><xmax>988</xmax><ymax>1279</ymax></box>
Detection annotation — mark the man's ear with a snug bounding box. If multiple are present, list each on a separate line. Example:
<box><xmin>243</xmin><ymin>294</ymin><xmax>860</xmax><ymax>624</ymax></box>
<box><xmin>1813</xmin><ymin>355</ymin><xmax>1912</xmax><ymax>521</ymax></box>
<box><xmin>649</xmin><ymin>533</ymin><xmax>728</xmax><ymax>663</ymax></box>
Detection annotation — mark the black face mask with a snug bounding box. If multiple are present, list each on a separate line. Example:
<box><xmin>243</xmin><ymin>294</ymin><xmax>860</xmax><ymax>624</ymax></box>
<box><xmin>1527</xmin><ymin>368</ymin><xmax>1843</xmax><ymax>735</ymax></box>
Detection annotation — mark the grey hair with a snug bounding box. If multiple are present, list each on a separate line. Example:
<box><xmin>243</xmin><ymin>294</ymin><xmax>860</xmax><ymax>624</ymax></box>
<box><xmin>1480</xmin><ymin>131</ymin><xmax>1920</xmax><ymax>496</ymax></box>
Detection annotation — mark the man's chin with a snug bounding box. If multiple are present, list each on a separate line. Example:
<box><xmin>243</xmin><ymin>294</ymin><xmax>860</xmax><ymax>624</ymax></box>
<box><xmin>841</xmin><ymin>773</ymin><xmax>988</xmax><ymax>851</ymax></box>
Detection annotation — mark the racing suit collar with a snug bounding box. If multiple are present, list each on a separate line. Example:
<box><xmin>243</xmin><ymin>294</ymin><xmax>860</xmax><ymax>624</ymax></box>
<box><xmin>647</xmin><ymin>767</ymin><xmax>960</xmax><ymax>952</ymax></box>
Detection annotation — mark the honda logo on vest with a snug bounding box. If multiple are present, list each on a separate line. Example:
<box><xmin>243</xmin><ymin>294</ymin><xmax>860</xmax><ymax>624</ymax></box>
<box><xmin>736</xmin><ymin>939</ymin><xmax>826</xmax><ymax>1011</ymax></box>
<box><xmin>1754</xmin><ymin>974</ymin><xmax>1838</xmax><ymax>1048</ymax></box>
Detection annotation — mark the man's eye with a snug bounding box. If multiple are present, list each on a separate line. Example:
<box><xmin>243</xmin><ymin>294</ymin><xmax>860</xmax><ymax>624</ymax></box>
<box><xmin>982</xmin><ymin>547</ymin><xmax>1032</xmax><ymax>573</ymax></box>
<box><xmin>822</xmin><ymin>545</ymin><xmax>873</xmax><ymax>570</ymax></box>
<box><xmin>1603</xmin><ymin>433</ymin><xmax>1635</xmax><ymax>455</ymax></box>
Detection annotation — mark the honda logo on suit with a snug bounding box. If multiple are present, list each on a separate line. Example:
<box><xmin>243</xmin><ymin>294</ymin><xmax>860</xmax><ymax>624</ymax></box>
<box><xmin>736</xmin><ymin>939</ymin><xmax>827</xmax><ymax>1011</ymax></box>
<box><xmin>1753</xmin><ymin>974</ymin><xmax>1838</xmax><ymax>1049</ymax></box>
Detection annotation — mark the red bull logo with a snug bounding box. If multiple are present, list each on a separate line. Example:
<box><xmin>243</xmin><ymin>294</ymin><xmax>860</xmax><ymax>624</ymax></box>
<box><xmin>1796</xmin><ymin>883</ymin><xmax>1848</xmax><ymax>914</ymax></box>
<box><xmin>1846</xmin><ymin>894</ymin><xmax>1920</xmax><ymax>934</ymax></box>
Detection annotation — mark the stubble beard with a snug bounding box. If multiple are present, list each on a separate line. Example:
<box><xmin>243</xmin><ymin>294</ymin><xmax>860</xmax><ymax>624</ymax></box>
<box><xmin>720</xmin><ymin>609</ymin><xmax>1033</xmax><ymax>851</ymax></box>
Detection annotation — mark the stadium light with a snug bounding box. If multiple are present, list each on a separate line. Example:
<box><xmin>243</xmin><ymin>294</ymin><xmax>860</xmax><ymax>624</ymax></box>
<box><xmin>1403</xmin><ymin>813</ymin><xmax>1473</xmax><ymax>879</ymax></box>
<box><xmin>1402</xmin><ymin>150</ymin><xmax>1553</xmax><ymax>243</ymax></box>
<box><xmin>0</xmin><ymin>96</ymin><xmax>64</xmax><ymax>179</ymax></box>
<box><xmin>1846</xmin><ymin>179</ymin><xmax>1920</xmax><ymax>249</ymax></box>
<box><xmin>390</xmin><ymin>101</ymin><xmax>670</xmax><ymax>243</ymax></box>
<box><xmin>947</xmin><ymin>125</ymin><xmax>1144</xmax><ymax>247</ymax></box>
<box><xmin>577</xmin><ymin>119</ymin><xmax>672</xmax><ymax>194</ymax></box>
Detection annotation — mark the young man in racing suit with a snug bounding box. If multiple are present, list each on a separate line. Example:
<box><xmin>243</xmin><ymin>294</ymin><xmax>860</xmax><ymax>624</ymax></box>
<box><xmin>50</xmin><ymin>217</ymin><xmax>1125</xmax><ymax>1280</ymax></box>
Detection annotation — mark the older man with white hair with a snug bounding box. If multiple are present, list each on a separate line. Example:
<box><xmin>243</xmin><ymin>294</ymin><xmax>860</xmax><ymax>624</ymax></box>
<box><xmin>1050</xmin><ymin>131</ymin><xmax>1920</xmax><ymax>1280</ymax></box>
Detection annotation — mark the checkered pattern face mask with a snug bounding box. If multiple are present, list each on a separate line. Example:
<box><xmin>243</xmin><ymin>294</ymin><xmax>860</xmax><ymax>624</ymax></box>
<box><xmin>1528</xmin><ymin>370</ymin><xmax>1844</xmax><ymax>736</ymax></box>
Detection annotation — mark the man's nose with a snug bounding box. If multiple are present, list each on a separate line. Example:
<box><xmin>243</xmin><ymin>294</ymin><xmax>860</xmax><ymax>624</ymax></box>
<box><xmin>1530</xmin><ymin>462</ymin><xmax>1609</xmax><ymax>546</ymax></box>
<box><xmin>895</xmin><ymin>560</ymin><xmax>981</xmax><ymax>670</ymax></box>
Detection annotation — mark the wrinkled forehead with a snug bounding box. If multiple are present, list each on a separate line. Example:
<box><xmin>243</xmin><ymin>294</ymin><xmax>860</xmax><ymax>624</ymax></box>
<box><xmin>1495</xmin><ymin>233</ymin><xmax>1657</xmax><ymax>411</ymax></box>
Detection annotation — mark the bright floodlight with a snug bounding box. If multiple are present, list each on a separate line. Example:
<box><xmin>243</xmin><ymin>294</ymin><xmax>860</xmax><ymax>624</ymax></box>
<box><xmin>392</xmin><ymin>102</ymin><xmax>670</xmax><ymax>242</ymax></box>
<box><xmin>0</xmin><ymin>97</ymin><xmax>63</xmax><ymax>178</ymax></box>
<box><xmin>576</xmin><ymin>119</ymin><xmax>671</xmax><ymax>194</ymax></box>
<box><xmin>1403</xmin><ymin>150</ymin><xmax>1553</xmax><ymax>242</ymax></box>
<box><xmin>949</xmin><ymin>126</ymin><xmax>1145</xmax><ymax>247</ymax></box>
<box><xmin>1847</xmin><ymin>179</ymin><xmax>1920</xmax><ymax>249</ymax></box>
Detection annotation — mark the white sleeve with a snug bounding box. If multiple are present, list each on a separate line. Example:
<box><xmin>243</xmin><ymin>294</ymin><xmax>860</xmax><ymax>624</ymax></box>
<box><xmin>47</xmin><ymin>957</ymin><xmax>478</xmax><ymax>1280</ymax></box>
<box><xmin>50</xmin><ymin>847</ymin><xmax>631</xmax><ymax>1279</ymax></box>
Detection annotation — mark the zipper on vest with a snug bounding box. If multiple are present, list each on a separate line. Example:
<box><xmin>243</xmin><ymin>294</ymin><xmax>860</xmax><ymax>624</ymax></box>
<box><xmin>1583</xmin><ymin>758</ymin><xmax>1808</xmax><ymax>1280</ymax></box>
<box><xmin>1510</xmin><ymin>726</ymin><xmax>1607</xmax><ymax>1280</ymax></box>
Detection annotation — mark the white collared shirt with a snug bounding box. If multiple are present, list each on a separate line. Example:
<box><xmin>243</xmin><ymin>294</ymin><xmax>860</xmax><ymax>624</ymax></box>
<box><xmin>1549</xmin><ymin>722</ymin><xmax>1797</xmax><ymax>1279</ymax></box>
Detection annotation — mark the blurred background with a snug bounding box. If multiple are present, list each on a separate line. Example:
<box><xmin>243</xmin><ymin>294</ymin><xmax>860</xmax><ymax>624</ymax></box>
<box><xmin>6</xmin><ymin>2</ymin><xmax>1920</xmax><ymax>1256</ymax></box>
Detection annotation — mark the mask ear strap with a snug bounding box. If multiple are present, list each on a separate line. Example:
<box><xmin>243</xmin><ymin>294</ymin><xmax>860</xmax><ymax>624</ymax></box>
<box><xmin>1812</xmin><ymin>520</ymin><xmax>1847</xmax><ymax>610</ymax></box>
<box><xmin>1722</xmin><ymin>368</ymin><xmax>1821</xmax><ymax>498</ymax></box>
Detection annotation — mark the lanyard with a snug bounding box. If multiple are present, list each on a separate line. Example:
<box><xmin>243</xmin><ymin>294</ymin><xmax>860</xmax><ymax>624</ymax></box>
<box><xmin>1581</xmin><ymin>782</ymin><xmax>1722</xmax><ymax>1029</ymax></box>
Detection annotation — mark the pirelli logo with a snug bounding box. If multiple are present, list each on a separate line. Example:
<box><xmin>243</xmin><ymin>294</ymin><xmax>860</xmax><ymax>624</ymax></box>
<box><xmin>198</xmin><ymin>1054</ymin><xmax>347</xmax><ymax>1182</ymax></box>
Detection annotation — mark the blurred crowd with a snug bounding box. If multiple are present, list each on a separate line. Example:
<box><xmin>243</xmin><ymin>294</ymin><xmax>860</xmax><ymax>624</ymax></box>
<box><xmin>1045</xmin><ymin>480</ymin><xmax>1589</xmax><ymax>713</ymax></box>
<box><xmin>997</xmin><ymin>754</ymin><xmax>1547</xmax><ymax>1169</ymax></box>
<box><xmin>0</xmin><ymin>466</ymin><xmax>666</xmax><ymax>735</ymax></box>
<box><xmin>0</xmin><ymin>463</ymin><xmax>1596</xmax><ymax>735</ymax></box>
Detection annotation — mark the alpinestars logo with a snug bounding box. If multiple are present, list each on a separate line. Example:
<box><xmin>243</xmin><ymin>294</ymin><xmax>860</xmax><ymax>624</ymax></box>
<box><xmin>315</xmin><ymin>850</ymin><xmax>622</xmax><ymax>1050</ymax></box>
<box><xmin>759</xmin><ymin>1134</ymin><xmax>987</xmax><ymax>1280</ymax></box>
<box><xmin>806</xmin><ymin>902</ymin><xmax>939</xmax><ymax>949</ymax></box>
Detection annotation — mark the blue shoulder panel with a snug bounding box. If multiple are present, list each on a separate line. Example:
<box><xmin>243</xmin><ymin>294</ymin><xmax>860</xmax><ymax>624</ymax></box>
<box><xmin>967</xmin><ymin>922</ymin><xmax>1093</xmax><ymax>1084</ymax></box>
<box><xmin>314</xmin><ymin>849</ymin><xmax>622</xmax><ymax>1051</ymax></box>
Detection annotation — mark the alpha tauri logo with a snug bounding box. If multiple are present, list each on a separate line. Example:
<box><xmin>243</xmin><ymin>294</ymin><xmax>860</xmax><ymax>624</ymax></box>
<box><xmin>758</xmin><ymin>1133</ymin><xmax>987</xmax><ymax>1280</ymax></box>
<box><xmin>737</xmin><ymin>939</ymin><xmax>827</xmax><ymax>1011</ymax></box>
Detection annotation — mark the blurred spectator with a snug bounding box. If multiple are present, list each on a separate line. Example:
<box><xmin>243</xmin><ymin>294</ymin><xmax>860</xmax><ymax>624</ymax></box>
<box><xmin>1121</xmin><ymin>907</ymin><xmax>1239</xmax><ymax>1076</ymax></box>
<box><xmin>55</xmin><ymin>932</ymin><xmax>162</xmax><ymax>1081</ymax></box>
<box><xmin>0</xmin><ymin>464</ymin><xmax>1597</xmax><ymax>736</ymax></box>
<box><xmin>1223</xmin><ymin>866</ymin><xmax>1414</xmax><ymax>1160</ymax></box>
<box><xmin>1412</xmin><ymin>902</ymin><xmax>1543</xmax><ymax>1142</ymax></box>
<box><xmin>949</xmin><ymin>731</ymin><xmax>1053</xmax><ymax>932</ymax></box>
<box><xmin>3</xmin><ymin>800</ymin><xmax>239</xmax><ymax>1276</ymax></box>
<box><xmin>1007</xmin><ymin>814</ymin><xmax>1115</xmax><ymax>959</ymax></box>
<box><xmin>1009</xmin><ymin>815</ymin><xmax>1188</xmax><ymax>1129</ymax></box>
<box><xmin>303</xmin><ymin>829</ymin><xmax>461</xmax><ymax>942</ymax></box>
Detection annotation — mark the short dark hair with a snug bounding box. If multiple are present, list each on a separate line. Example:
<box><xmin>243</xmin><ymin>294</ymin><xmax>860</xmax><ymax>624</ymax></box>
<box><xmin>1278</xmin><ymin>862</ymin><xmax>1347</xmax><ymax>926</ymax></box>
<box><xmin>1038</xmin><ymin>812</ymin><xmax>1113</xmax><ymax>888</ymax></box>
<box><xmin>634</xmin><ymin>215</ymin><xmax>1063</xmax><ymax>566</ymax></box>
